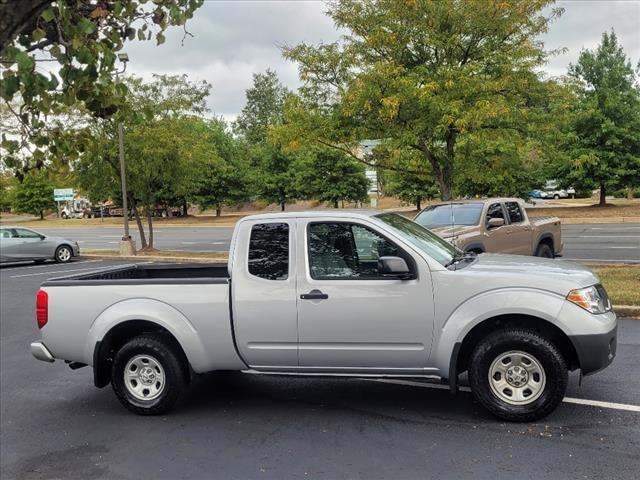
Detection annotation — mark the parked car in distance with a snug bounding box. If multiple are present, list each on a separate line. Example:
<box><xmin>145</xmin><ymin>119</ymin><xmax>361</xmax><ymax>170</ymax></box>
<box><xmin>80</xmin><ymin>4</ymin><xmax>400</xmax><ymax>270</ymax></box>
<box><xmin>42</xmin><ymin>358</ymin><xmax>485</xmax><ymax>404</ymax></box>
<box><xmin>0</xmin><ymin>227</ymin><xmax>79</xmax><ymax>264</ymax></box>
<box><xmin>30</xmin><ymin>210</ymin><xmax>616</xmax><ymax>422</ymax></box>
<box><xmin>414</xmin><ymin>198</ymin><xmax>562</xmax><ymax>257</ymax></box>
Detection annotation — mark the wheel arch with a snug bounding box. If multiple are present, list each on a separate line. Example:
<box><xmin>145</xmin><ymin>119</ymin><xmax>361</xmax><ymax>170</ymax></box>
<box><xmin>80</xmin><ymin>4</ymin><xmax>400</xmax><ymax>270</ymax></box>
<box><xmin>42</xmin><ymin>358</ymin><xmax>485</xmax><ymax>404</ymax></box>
<box><xmin>463</xmin><ymin>241</ymin><xmax>485</xmax><ymax>253</ymax></box>
<box><xmin>87</xmin><ymin>299</ymin><xmax>209</xmax><ymax>387</ymax></box>
<box><xmin>449</xmin><ymin>313</ymin><xmax>579</xmax><ymax>393</ymax></box>
<box><xmin>535</xmin><ymin>233</ymin><xmax>554</xmax><ymax>252</ymax></box>
<box><xmin>93</xmin><ymin>319</ymin><xmax>191</xmax><ymax>388</ymax></box>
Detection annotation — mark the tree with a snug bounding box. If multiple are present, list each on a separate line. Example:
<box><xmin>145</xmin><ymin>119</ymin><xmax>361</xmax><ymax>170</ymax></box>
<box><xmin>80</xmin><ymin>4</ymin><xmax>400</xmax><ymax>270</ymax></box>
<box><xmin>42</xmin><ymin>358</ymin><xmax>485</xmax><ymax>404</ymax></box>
<box><xmin>373</xmin><ymin>147</ymin><xmax>438</xmax><ymax>210</ymax></box>
<box><xmin>74</xmin><ymin>74</ymin><xmax>213</xmax><ymax>248</ymax></box>
<box><xmin>0</xmin><ymin>0</ymin><xmax>204</xmax><ymax>172</ymax></box>
<box><xmin>565</xmin><ymin>31</ymin><xmax>640</xmax><ymax>206</ymax></box>
<box><xmin>235</xmin><ymin>69</ymin><xmax>300</xmax><ymax>210</ymax></box>
<box><xmin>184</xmin><ymin>119</ymin><xmax>250</xmax><ymax>216</ymax></box>
<box><xmin>234</xmin><ymin>69</ymin><xmax>290</xmax><ymax>144</ymax></box>
<box><xmin>296</xmin><ymin>148</ymin><xmax>370</xmax><ymax>208</ymax></box>
<box><xmin>12</xmin><ymin>170</ymin><xmax>55</xmax><ymax>219</ymax></box>
<box><xmin>0</xmin><ymin>172</ymin><xmax>17</xmax><ymax>212</ymax></box>
<box><xmin>279</xmin><ymin>0</ymin><xmax>564</xmax><ymax>200</ymax></box>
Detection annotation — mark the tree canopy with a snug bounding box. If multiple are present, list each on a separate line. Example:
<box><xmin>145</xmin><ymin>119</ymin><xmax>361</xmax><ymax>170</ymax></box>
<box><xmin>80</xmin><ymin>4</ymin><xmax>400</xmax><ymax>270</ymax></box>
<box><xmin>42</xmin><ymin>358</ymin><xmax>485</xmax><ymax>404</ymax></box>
<box><xmin>278</xmin><ymin>0</ymin><xmax>565</xmax><ymax>200</ymax></box>
<box><xmin>0</xmin><ymin>0</ymin><xmax>204</xmax><ymax>173</ymax></box>
<box><xmin>562</xmin><ymin>30</ymin><xmax>640</xmax><ymax>205</ymax></box>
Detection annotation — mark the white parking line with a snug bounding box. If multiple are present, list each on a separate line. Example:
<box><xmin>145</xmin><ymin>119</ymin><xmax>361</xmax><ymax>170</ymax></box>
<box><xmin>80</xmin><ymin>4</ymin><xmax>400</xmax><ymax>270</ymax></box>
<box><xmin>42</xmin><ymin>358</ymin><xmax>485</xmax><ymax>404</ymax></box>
<box><xmin>10</xmin><ymin>265</ymin><xmax>109</xmax><ymax>278</ymax></box>
<box><xmin>361</xmin><ymin>378</ymin><xmax>640</xmax><ymax>413</ymax></box>
<box><xmin>574</xmin><ymin>235</ymin><xmax>640</xmax><ymax>238</ymax></box>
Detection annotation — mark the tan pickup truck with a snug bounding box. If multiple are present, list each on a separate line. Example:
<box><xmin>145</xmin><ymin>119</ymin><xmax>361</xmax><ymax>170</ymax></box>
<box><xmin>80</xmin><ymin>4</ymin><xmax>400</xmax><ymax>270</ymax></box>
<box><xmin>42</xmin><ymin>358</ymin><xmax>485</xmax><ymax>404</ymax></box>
<box><xmin>414</xmin><ymin>198</ymin><xmax>562</xmax><ymax>257</ymax></box>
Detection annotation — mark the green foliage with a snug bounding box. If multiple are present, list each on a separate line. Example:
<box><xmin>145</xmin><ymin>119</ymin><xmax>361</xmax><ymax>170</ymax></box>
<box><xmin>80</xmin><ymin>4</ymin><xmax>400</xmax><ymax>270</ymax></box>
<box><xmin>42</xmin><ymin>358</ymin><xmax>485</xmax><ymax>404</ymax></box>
<box><xmin>179</xmin><ymin>118</ymin><xmax>251</xmax><ymax>215</ymax></box>
<box><xmin>12</xmin><ymin>170</ymin><xmax>55</xmax><ymax>219</ymax></box>
<box><xmin>296</xmin><ymin>148</ymin><xmax>370</xmax><ymax>207</ymax></box>
<box><xmin>0</xmin><ymin>0</ymin><xmax>204</xmax><ymax>173</ymax></box>
<box><xmin>562</xmin><ymin>31</ymin><xmax>640</xmax><ymax>205</ymax></box>
<box><xmin>0</xmin><ymin>173</ymin><xmax>17</xmax><ymax>212</ymax></box>
<box><xmin>374</xmin><ymin>147</ymin><xmax>438</xmax><ymax>209</ymax></box>
<box><xmin>252</xmin><ymin>144</ymin><xmax>300</xmax><ymax>211</ymax></box>
<box><xmin>279</xmin><ymin>0</ymin><xmax>564</xmax><ymax>200</ymax></box>
<box><xmin>234</xmin><ymin>69</ymin><xmax>290</xmax><ymax>144</ymax></box>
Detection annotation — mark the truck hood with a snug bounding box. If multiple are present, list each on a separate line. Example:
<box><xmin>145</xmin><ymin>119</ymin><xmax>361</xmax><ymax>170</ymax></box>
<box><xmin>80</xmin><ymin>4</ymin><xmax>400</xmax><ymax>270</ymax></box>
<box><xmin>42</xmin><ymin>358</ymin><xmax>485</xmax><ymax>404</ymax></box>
<box><xmin>429</xmin><ymin>225</ymin><xmax>477</xmax><ymax>239</ymax></box>
<box><xmin>462</xmin><ymin>253</ymin><xmax>599</xmax><ymax>293</ymax></box>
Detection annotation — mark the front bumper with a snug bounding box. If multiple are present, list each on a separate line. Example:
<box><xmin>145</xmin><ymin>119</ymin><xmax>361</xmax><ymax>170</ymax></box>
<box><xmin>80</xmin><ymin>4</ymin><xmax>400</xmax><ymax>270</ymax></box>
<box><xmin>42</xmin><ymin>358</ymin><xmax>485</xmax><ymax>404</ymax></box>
<box><xmin>72</xmin><ymin>244</ymin><xmax>80</xmax><ymax>256</ymax></box>
<box><xmin>31</xmin><ymin>341</ymin><xmax>55</xmax><ymax>363</ymax></box>
<box><xmin>569</xmin><ymin>325</ymin><xmax>617</xmax><ymax>376</ymax></box>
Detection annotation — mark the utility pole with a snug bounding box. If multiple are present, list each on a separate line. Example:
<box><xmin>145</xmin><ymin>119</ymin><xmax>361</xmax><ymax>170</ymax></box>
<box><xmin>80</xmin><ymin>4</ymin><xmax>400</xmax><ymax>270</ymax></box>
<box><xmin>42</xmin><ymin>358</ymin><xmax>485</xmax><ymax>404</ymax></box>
<box><xmin>115</xmin><ymin>52</ymin><xmax>136</xmax><ymax>256</ymax></box>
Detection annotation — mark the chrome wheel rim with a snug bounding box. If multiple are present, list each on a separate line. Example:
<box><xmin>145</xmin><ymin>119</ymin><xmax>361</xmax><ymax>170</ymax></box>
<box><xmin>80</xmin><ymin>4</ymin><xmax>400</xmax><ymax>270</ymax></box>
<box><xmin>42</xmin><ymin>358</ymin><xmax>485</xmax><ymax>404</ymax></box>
<box><xmin>57</xmin><ymin>247</ymin><xmax>71</xmax><ymax>262</ymax></box>
<box><xmin>124</xmin><ymin>354</ymin><xmax>165</xmax><ymax>401</ymax></box>
<box><xmin>488</xmin><ymin>350</ymin><xmax>546</xmax><ymax>405</ymax></box>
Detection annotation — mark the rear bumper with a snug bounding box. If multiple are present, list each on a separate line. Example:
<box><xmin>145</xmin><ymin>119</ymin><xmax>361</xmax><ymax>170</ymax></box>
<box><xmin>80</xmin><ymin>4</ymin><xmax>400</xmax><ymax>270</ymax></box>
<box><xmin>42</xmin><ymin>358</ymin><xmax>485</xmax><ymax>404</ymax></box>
<box><xmin>569</xmin><ymin>325</ymin><xmax>617</xmax><ymax>376</ymax></box>
<box><xmin>30</xmin><ymin>341</ymin><xmax>55</xmax><ymax>363</ymax></box>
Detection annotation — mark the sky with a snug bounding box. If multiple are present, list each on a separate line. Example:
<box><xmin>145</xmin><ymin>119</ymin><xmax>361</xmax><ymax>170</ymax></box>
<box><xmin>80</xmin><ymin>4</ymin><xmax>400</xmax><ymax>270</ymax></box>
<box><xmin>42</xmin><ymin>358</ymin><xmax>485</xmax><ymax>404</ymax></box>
<box><xmin>122</xmin><ymin>0</ymin><xmax>640</xmax><ymax>123</ymax></box>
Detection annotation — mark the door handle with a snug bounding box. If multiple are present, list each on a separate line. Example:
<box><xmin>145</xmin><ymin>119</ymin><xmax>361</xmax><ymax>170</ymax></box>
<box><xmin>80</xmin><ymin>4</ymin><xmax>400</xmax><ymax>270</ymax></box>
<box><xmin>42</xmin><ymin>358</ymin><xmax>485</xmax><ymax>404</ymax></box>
<box><xmin>300</xmin><ymin>289</ymin><xmax>329</xmax><ymax>300</ymax></box>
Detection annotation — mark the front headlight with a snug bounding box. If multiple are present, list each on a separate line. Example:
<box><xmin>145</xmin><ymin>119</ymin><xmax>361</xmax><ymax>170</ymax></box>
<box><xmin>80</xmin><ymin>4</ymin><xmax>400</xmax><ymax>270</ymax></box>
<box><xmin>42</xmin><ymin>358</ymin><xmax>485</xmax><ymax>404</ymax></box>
<box><xmin>567</xmin><ymin>285</ymin><xmax>612</xmax><ymax>314</ymax></box>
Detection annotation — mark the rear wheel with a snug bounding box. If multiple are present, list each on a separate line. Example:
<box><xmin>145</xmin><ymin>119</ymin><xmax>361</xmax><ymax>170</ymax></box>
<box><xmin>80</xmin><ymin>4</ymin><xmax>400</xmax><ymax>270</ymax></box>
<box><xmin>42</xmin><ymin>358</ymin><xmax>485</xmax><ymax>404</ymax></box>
<box><xmin>111</xmin><ymin>334</ymin><xmax>187</xmax><ymax>415</ymax></box>
<box><xmin>535</xmin><ymin>243</ymin><xmax>553</xmax><ymax>258</ymax></box>
<box><xmin>468</xmin><ymin>329</ymin><xmax>567</xmax><ymax>422</ymax></box>
<box><xmin>54</xmin><ymin>245</ymin><xmax>73</xmax><ymax>263</ymax></box>
<box><xmin>553</xmin><ymin>194</ymin><xmax>560</xmax><ymax>199</ymax></box>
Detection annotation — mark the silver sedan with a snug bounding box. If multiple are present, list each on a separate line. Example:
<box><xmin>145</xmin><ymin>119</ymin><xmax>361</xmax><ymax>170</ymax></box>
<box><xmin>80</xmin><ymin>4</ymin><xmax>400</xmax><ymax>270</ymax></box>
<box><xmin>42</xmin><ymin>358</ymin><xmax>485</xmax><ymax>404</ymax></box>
<box><xmin>0</xmin><ymin>226</ymin><xmax>80</xmax><ymax>264</ymax></box>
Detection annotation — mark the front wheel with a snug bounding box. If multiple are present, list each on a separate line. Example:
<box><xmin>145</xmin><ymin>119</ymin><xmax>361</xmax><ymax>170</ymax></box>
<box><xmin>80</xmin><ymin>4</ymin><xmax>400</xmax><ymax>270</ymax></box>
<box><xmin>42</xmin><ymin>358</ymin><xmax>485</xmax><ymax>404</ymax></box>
<box><xmin>535</xmin><ymin>243</ymin><xmax>554</xmax><ymax>258</ymax></box>
<box><xmin>111</xmin><ymin>334</ymin><xmax>187</xmax><ymax>415</ymax></box>
<box><xmin>55</xmin><ymin>245</ymin><xmax>73</xmax><ymax>263</ymax></box>
<box><xmin>468</xmin><ymin>329</ymin><xmax>568</xmax><ymax>422</ymax></box>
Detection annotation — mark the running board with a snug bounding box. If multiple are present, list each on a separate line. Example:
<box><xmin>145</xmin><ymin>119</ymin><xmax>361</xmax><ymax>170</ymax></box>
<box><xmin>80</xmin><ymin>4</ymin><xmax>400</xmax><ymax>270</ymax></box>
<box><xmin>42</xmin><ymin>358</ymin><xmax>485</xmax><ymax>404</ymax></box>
<box><xmin>241</xmin><ymin>369</ymin><xmax>443</xmax><ymax>381</ymax></box>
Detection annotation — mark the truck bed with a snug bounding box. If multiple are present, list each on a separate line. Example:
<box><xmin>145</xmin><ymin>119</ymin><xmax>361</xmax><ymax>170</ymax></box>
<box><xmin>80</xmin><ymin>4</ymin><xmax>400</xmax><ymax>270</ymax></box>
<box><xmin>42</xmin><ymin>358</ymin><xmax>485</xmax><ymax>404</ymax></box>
<box><xmin>42</xmin><ymin>263</ymin><xmax>229</xmax><ymax>286</ymax></box>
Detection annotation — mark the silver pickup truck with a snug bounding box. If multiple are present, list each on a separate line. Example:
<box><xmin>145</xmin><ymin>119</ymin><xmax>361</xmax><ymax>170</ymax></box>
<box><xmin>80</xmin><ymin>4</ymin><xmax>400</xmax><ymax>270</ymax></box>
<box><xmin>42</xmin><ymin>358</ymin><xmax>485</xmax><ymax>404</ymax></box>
<box><xmin>31</xmin><ymin>211</ymin><xmax>617</xmax><ymax>421</ymax></box>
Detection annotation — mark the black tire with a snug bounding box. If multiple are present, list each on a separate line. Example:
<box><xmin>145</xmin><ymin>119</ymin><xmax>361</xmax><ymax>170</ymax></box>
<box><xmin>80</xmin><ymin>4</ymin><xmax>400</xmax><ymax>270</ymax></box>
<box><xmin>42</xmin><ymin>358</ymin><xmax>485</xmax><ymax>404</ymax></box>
<box><xmin>468</xmin><ymin>328</ymin><xmax>567</xmax><ymax>422</ymax></box>
<box><xmin>535</xmin><ymin>243</ymin><xmax>554</xmax><ymax>258</ymax></box>
<box><xmin>54</xmin><ymin>245</ymin><xmax>73</xmax><ymax>263</ymax></box>
<box><xmin>111</xmin><ymin>334</ymin><xmax>187</xmax><ymax>415</ymax></box>
<box><xmin>61</xmin><ymin>212</ymin><xmax>68</xmax><ymax>219</ymax></box>
<box><xmin>553</xmin><ymin>194</ymin><xmax>560</xmax><ymax>199</ymax></box>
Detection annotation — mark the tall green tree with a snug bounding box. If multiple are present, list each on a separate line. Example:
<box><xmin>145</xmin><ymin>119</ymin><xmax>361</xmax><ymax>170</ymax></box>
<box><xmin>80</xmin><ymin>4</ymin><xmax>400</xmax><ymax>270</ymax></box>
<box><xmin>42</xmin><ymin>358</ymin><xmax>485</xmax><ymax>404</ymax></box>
<box><xmin>565</xmin><ymin>31</ymin><xmax>640</xmax><ymax>206</ymax></box>
<box><xmin>0</xmin><ymin>0</ymin><xmax>204</xmax><ymax>173</ymax></box>
<box><xmin>186</xmin><ymin>119</ymin><xmax>250</xmax><ymax>216</ymax></box>
<box><xmin>235</xmin><ymin>70</ymin><xmax>299</xmax><ymax>210</ymax></box>
<box><xmin>74</xmin><ymin>74</ymin><xmax>214</xmax><ymax>248</ymax></box>
<box><xmin>12</xmin><ymin>170</ymin><xmax>55</xmax><ymax>219</ymax></box>
<box><xmin>296</xmin><ymin>148</ymin><xmax>370</xmax><ymax>208</ymax></box>
<box><xmin>279</xmin><ymin>0</ymin><xmax>564</xmax><ymax>200</ymax></box>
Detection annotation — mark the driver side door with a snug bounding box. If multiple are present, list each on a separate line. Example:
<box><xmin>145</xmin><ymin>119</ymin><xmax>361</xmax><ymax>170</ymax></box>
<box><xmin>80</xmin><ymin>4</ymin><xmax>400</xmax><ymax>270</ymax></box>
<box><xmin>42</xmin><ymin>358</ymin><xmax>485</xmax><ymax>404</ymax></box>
<box><xmin>296</xmin><ymin>219</ymin><xmax>434</xmax><ymax>373</ymax></box>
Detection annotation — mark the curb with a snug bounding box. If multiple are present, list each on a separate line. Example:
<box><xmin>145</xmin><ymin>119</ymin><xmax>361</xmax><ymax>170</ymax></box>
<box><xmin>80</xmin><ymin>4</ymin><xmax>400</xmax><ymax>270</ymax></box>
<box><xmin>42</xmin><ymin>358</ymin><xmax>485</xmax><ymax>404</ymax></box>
<box><xmin>614</xmin><ymin>306</ymin><xmax>640</xmax><ymax>318</ymax></box>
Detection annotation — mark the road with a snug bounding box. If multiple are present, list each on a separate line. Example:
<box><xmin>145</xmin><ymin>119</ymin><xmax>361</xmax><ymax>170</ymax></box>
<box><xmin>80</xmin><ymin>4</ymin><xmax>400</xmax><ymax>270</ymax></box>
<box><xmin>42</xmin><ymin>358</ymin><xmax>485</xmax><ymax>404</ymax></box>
<box><xmin>26</xmin><ymin>222</ymin><xmax>640</xmax><ymax>262</ymax></box>
<box><xmin>1</xmin><ymin>259</ymin><xmax>639</xmax><ymax>480</ymax></box>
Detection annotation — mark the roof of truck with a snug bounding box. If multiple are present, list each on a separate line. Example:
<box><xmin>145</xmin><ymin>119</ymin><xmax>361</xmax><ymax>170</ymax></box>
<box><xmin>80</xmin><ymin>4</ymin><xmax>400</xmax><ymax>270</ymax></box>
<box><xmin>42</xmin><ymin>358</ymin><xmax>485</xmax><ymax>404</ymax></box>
<box><xmin>242</xmin><ymin>209</ymin><xmax>384</xmax><ymax>221</ymax></box>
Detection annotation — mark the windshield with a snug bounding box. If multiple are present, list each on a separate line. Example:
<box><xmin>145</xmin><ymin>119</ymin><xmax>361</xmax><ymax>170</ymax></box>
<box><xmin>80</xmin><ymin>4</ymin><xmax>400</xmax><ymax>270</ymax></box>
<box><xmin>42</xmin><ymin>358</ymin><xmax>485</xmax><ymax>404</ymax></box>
<box><xmin>374</xmin><ymin>213</ymin><xmax>460</xmax><ymax>266</ymax></box>
<box><xmin>414</xmin><ymin>203</ymin><xmax>483</xmax><ymax>228</ymax></box>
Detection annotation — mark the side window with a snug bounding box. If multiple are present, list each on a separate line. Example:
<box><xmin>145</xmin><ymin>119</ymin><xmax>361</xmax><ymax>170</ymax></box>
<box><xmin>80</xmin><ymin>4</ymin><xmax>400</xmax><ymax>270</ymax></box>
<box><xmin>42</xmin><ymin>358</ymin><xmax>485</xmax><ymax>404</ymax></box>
<box><xmin>486</xmin><ymin>203</ymin><xmax>505</xmax><ymax>225</ymax></box>
<box><xmin>308</xmin><ymin>222</ymin><xmax>403</xmax><ymax>280</ymax></box>
<box><xmin>15</xmin><ymin>228</ymin><xmax>41</xmax><ymax>238</ymax></box>
<box><xmin>505</xmin><ymin>202</ymin><xmax>523</xmax><ymax>223</ymax></box>
<box><xmin>248</xmin><ymin>223</ymin><xmax>289</xmax><ymax>280</ymax></box>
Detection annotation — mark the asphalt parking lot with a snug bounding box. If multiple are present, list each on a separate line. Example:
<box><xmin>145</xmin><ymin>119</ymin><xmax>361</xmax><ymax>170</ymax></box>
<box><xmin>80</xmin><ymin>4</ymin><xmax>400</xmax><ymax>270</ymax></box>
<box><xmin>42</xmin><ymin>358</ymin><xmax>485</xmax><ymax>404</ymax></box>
<box><xmin>1</xmin><ymin>260</ymin><xmax>639</xmax><ymax>480</ymax></box>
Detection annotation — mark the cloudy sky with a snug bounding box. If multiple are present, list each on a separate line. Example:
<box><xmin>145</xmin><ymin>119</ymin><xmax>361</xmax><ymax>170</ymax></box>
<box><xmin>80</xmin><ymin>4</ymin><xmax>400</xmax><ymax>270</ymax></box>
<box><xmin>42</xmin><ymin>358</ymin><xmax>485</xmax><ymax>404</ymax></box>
<box><xmin>123</xmin><ymin>0</ymin><xmax>640</xmax><ymax>122</ymax></box>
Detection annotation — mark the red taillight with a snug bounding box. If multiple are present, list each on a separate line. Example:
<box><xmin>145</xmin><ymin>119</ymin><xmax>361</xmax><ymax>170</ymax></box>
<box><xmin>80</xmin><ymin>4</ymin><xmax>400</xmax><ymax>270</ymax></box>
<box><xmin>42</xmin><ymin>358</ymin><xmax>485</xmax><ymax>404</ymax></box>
<box><xmin>36</xmin><ymin>290</ymin><xmax>48</xmax><ymax>329</ymax></box>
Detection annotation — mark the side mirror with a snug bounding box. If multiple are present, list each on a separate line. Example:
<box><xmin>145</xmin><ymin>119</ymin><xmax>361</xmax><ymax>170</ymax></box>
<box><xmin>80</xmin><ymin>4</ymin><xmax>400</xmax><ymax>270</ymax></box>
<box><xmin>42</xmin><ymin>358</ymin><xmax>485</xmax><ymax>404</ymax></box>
<box><xmin>378</xmin><ymin>256</ymin><xmax>413</xmax><ymax>280</ymax></box>
<box><xmin>487</xmin><ymin>217</ymin><xmax>505</xmax><ymax>229</ymax></box>
<box><xmin>39</xmin><ymin>235</ymin><xmax>46</xmax><ymax>240</ymax></box>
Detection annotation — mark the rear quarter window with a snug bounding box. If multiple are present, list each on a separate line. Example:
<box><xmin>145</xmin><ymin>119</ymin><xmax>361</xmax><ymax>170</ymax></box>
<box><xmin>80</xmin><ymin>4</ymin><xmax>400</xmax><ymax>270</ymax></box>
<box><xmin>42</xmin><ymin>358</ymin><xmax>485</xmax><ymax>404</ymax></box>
<box><xmin>505</xmin><ymin>202</ymin><xmax>524</xmax><ymax>223</ymax></box>
<box><xmin>248</xmin><ymin>223</ymin><xmax>289</xmax><ymax>280</ymax></box>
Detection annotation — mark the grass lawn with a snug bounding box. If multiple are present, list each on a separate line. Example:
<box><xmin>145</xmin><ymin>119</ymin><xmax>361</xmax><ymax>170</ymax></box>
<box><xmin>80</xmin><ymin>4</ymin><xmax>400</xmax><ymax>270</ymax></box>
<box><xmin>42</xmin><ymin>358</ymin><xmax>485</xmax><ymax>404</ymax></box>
<box><xmin>526</xmin><ymin>199</ymin><xmax>639</xmax><ymax>219</ymax></box>
<box><xmin>590</xmin><ymin>264</ymin><xmax>640</xmax><ymax>306</ymax></box>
